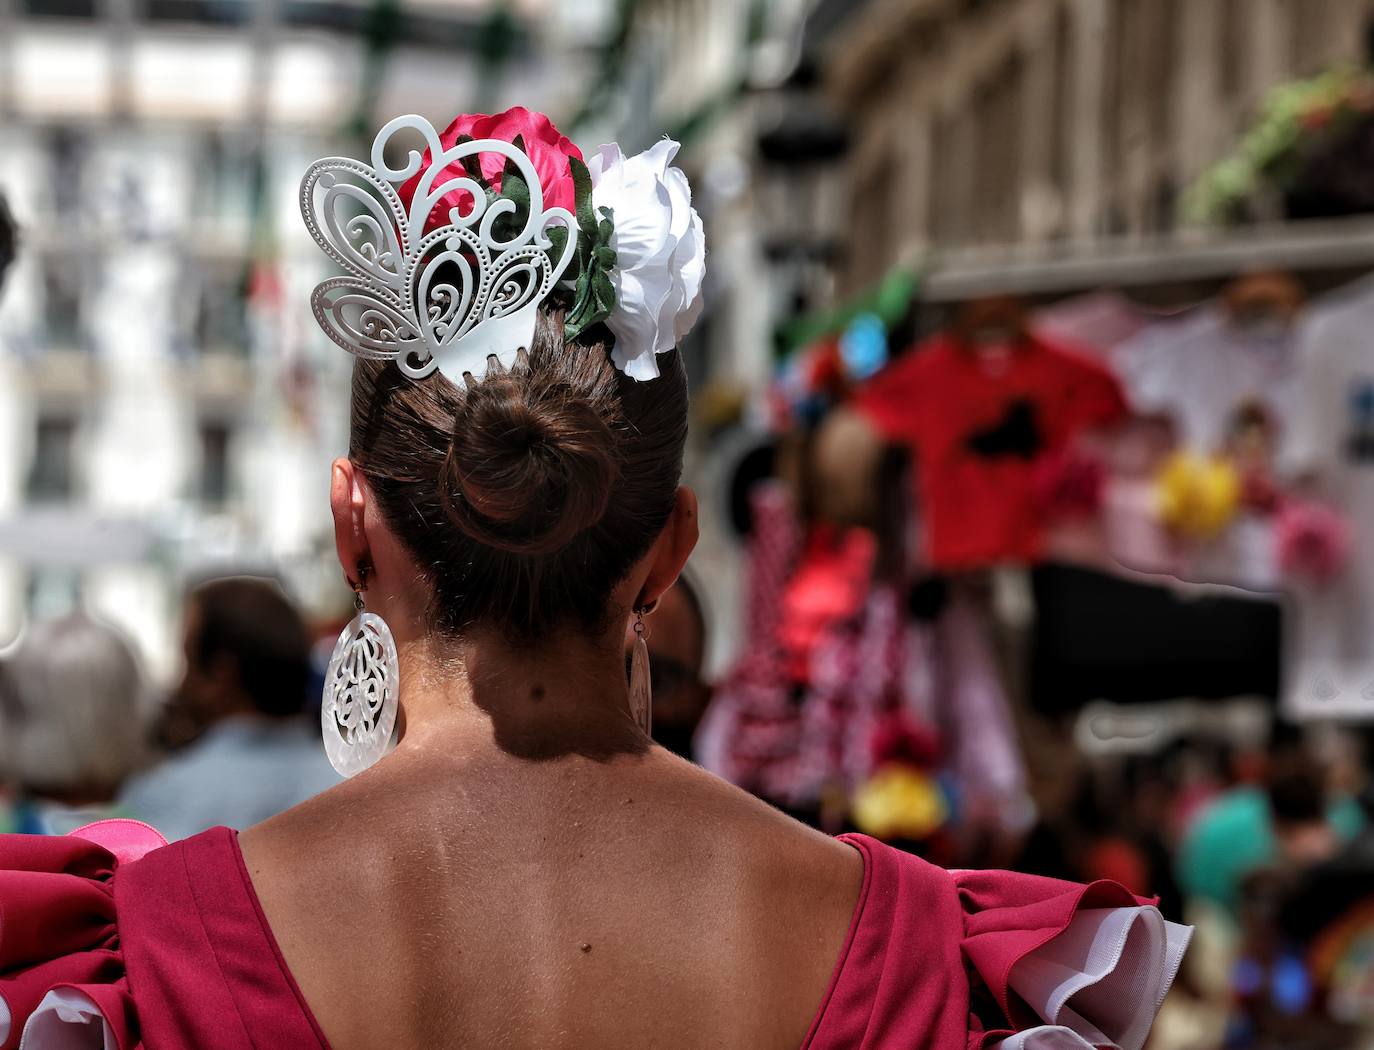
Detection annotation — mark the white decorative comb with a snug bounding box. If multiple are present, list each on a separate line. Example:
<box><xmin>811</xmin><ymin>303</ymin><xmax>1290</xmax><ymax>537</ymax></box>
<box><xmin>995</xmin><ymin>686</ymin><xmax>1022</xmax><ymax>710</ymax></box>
<box><xmin>300</xmin><ymin>114</ymin><xmax>578</xmax><ymax>383</ymax></box>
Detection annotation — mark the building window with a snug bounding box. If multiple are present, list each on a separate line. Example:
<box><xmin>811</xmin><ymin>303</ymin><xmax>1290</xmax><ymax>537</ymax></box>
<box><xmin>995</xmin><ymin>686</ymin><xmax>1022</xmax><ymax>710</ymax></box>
<box><xmin>850</xmin><ymin>157</ymin><xmax>895</xmax><ymax>290</ymax></box>
<box><xmin>26</xmin><ymin>415</ymin><xmax>77</xmax><ymax>502</ymax></box>
<box><xmin>45</xmin><ymin>127</ymin><xmax>86</xmax><ymax>219</ymax></box>
<box><xmin>1219</xmin><ymin>0</ymin><xmax>1246</xmax><ymax>103</ymax></box>
<box><xmin>22</xmin><ymin>0</ymin><xmax>96</xmax><ymax>17</ymax></box>
<box><xmin>931</xmin><ymin>111</ymin><xmax>979</xmax><ymax>249</ymax></box>
<box><xmin>1290</xmin><ymin>0</ymin><xmax>1340</xmax><ymax>77</ymax></box>
<box><xmin>1145</xmin><ymin>0</ymin><xmax>1178</xmax><ymax>154</ymax></box>
<box><xmin>145</xmin><ymin>0</ymin><xmax>251</xmax><ymax>24</ymax></box>
<box><xmin>198</xmin><ymin>421</ymin><xmax>233</xmax><ymax>507</ymax></box>
<box><xmin>192</xmin><ymin>264</ymin><xmax>250</xmax><ymax>355</ymax></box>
<box><xmin>1148</xmin><ymin>176</ymin><xmax>1178</xmax><ymax>234</ymax></box>
<box><xmin>41</xmin><ymin>257</ymin><xmax>84</xmax><ymax>350</ymax></box>
<box><xmin>25</xmin><ymin>569</ymin><xmax>82</xmax><ymax>621</ymax></box>
<box><xmin>1102</xmin><ymin>0</ymin><xmax>1128</xmax><ymax>193</ymax></box>
<box><xmin>1049</xmin><ymin>5</ymin><xmax>1073</xmax><ymax>232</ymax></box>
<box><xmin>195</xmin><ymin>130</ymin><xmax>255</xmax><ymax>225</ymax></box>
<box><xmin>973</xmin><ymin>55</ymin><xmax>1023</xmax><ymax>244</ymax></box>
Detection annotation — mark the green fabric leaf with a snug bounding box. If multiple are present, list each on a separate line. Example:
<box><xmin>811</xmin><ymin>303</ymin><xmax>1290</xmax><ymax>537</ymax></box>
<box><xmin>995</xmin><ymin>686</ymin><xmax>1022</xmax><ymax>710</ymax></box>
<box><xmin>564</xmin><ymin>201</ymin><xmax>619</xmax><ymax>343</ymax></box>
<box><xmin>502</xmin><ymin>135</ymin><xmax>531</xmax><ymax>210</ymax></box>
<box><xmin>453</xmin><ymin>134</ymin><xmax>489</xmax><ymax>192</ymax></box>
<box><xmin>571</xmin><ymin>157</ymin><xmax>597</xmax><ymax>233</ymax></box>
<box><xmin>495</xmin><ymin>134</ymin><xmax>532</xmax><ymax>243</ymax></box>
<box><xmin>545</xmin><ymin>224</ymin><xmax>568</xmax><ymax>258</ymax></box>
<box><xmin>545</xmin><ymin>224</ymin><xmax>571</xmax><ymax>276</ymax></box>
<box><xmin>591</xmin><ymin>271</ymin><xmax>614</xmax><ymax>308</ymax></box>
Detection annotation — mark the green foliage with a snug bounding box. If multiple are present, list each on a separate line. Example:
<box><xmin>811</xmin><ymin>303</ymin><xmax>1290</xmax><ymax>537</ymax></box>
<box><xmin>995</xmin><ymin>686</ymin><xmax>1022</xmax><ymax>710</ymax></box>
<box><xmin>492</xmin><ymin>134</ymin><xmax>532</xmax><ymax>243</ymax></box>
<box><xmin>1187</xmin><ymin>64</ymin><xmax>1374</xmax><ymax>224</ymax></box>
<box><xmin>563</xmin><ymin>156</ymin><xmax>618</xmax><ymax>343</ymax></box>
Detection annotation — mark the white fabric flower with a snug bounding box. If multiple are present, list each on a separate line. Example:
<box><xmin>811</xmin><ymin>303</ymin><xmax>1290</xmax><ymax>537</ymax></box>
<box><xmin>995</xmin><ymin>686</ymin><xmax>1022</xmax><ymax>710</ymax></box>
<box><xmin>587</xmin><ymin>139</ymin><xmax>706</xmax><ymax>381</ymax></box>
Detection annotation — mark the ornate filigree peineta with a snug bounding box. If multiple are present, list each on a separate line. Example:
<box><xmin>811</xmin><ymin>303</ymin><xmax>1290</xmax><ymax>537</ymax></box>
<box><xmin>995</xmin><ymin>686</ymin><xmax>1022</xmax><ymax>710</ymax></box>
<box><xmin>300</xmin><ymin>114</ymin><xmax>578</xmax><ymax>382</ymax></box>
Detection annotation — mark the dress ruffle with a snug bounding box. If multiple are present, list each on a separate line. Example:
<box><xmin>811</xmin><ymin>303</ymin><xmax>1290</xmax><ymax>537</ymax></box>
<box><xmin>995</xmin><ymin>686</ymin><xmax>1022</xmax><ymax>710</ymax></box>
<box><xmin>0</xmin><ymin>822</ymin><xmax>165</xmax><ymax>1050</ymax></box>
<box><xmin>955</xmin><ymin>868</ymin><xmax>1191</xmax><ymax>1050</ymax></box>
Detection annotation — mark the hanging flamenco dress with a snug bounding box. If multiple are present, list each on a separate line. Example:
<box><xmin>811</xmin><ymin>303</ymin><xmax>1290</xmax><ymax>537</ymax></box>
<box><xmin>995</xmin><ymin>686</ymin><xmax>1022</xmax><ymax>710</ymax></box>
<box><xmin>0</xmin><ymin>820</ymin><xmax>1188</xmax><ymax>1049</ymax></box>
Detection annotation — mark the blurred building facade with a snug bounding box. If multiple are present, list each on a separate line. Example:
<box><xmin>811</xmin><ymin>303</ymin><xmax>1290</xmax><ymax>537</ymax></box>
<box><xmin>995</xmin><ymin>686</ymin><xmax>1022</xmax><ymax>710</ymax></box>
<box><xmin>826</xmin><ymin>0</ymin><xmax>1374</xmax><ymax>294</ymax></box>
<box><xmin>574</xmin><ymin>0</ymin><xmax>818</xmax><ymax>397</ymax></box>
<box><xmin>0</xmin><ymin>0</ymin><xmax>613</xmax><ymax>675</ymax></box>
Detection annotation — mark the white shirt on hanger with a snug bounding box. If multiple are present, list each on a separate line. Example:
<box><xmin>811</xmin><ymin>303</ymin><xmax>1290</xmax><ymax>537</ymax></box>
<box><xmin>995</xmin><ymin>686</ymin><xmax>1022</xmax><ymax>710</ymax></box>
<box><xmin>1110</xmin><ymin>307</ymin><xmax>1299</xmax><ymax>590</ymax></box>
<box><xmin>1281</xmin><ymin>276</ymin><xmax>1374</xmax><ymax>720</ymax></box>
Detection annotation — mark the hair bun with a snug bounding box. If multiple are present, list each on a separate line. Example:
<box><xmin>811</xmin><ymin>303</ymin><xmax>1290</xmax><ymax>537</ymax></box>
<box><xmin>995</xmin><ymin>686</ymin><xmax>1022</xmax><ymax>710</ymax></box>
<box><xmin>439</xmin><ymin>372</ymin><xmax>620</xmax><ymax>557</ymax></box>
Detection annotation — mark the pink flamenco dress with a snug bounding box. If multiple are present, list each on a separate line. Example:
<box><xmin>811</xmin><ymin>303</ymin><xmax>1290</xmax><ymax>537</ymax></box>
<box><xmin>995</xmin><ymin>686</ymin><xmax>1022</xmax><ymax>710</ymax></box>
<box><xmin>0</xmin><ymin>821</ymin><xmax>327</xmax><ymax>1050</ymax></box>
<box><xmin>0</xmin><ymin>822</ymin><xmax>1188</xmax><ymax>1050</ymax></box>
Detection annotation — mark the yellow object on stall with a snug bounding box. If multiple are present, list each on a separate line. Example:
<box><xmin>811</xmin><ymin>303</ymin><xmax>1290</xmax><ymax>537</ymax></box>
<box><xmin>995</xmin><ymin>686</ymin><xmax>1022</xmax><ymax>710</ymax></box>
<box><xmin>1155</xmin><ymin>451</ymin><xmax>1242</xmax><ymax>539</ymax></box>
<box><xmin>851</xmin><ymin>765</ymin><xmax>948</xmax><ymax>841</ymax></box>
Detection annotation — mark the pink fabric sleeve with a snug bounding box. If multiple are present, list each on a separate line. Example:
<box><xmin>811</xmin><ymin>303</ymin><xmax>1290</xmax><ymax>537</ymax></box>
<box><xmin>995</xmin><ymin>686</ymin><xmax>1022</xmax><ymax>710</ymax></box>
<box><xmin>1</xmin><ymin>824</ymin><xmax>328</xmax><ymax>1050</ymax></box>
<box><xmin>956</xmin><ymin>868</ymin><xmax>1190</xmax><ymax>1050</ymax></box>
<box><xmin>0</xmin><ymin>821</ymin><xmax>167</xmax><ymax>1050</ymax></box>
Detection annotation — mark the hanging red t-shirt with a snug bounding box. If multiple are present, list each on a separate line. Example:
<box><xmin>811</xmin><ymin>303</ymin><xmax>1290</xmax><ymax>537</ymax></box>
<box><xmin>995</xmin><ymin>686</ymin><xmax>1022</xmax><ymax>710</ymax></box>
<box><xmin>857</xmin><ymin>333</ymin><xmax>1126</xmax><ymax>569</ymax></box>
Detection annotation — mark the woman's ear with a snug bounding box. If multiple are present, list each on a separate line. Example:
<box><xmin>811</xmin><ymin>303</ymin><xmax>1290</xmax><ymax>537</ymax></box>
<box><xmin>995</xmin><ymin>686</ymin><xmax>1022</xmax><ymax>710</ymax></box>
<box><xmin>330</xmin><ymin>458</ymin><xmax>372</xmax><ymax>583</ymax></box>
<box><xmin>634</xmin><ymin>486</ymin><xmax>699</xmax><ymax>610</ymax></box>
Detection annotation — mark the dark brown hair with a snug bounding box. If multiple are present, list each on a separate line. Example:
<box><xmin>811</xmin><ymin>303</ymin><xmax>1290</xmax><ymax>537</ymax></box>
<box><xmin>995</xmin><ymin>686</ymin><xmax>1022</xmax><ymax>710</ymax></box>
<box><xmin>350</xmin><ymin>310</ymin><xmax>688</xmax><ymax>640</ymax></box>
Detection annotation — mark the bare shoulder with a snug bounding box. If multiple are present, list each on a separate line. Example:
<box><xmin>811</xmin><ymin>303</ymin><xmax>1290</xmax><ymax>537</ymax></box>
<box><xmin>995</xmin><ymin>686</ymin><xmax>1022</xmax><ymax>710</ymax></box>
<box><xmin>238</xmin><ymin>769</ymin><xmax>399</xmax><ymax>900</ymax></box>
<box><xmin>652</xmin><ymin>752</ymin><xmax>865</xmax><ymax>902</ymax></box>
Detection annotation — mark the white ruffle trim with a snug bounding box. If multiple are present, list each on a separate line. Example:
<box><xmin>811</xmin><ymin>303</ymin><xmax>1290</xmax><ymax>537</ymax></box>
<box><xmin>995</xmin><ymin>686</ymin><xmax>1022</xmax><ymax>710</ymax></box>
<box><xmin>15</xmin><ymin>989</ymin><xmax>115</xmax><ymax>1050</ymax></box>
<box><xmin>995</xmin><ymin>906</ymin><xmax>1192</xmax><ymax>1050</ymax></box>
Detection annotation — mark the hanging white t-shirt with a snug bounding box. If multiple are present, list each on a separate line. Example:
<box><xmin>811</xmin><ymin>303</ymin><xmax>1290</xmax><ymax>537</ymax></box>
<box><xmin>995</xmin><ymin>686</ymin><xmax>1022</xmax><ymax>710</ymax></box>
<box><xmin>1111</xmin><ymin>306</ymin><xmax>1298</xmax><ymax>456</ymax></box>
<box><xmin>1281</xmin><ymin>276</ymin><xmax>1374</xmax><ymax>720</ymax></box>
<box><xmin>1110</xmin><ymin>307</ymin><xmax>1299</xmax><ymax>590</ymax></box>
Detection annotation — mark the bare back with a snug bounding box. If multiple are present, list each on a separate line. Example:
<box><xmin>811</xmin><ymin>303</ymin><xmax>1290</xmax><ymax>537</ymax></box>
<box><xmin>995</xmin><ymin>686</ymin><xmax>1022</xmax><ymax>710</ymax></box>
<box><xmin>239</xmin><ymin>747</ymin><xmax>863</xmax><ymax>1050</ymax></box>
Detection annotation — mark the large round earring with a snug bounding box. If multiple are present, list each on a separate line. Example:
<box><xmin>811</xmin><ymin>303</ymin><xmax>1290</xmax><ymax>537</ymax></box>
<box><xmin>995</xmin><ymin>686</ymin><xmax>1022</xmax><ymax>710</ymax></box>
<box><xmin>322</xmin><ymin>567</ymin><xmax>399</xmax><ymax>777</ymax></box>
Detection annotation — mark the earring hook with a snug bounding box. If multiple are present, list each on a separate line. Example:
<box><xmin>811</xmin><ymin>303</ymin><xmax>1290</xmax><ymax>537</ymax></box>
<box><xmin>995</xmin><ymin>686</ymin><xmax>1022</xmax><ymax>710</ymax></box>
<box><xmin>347</xmin><ymin>563</ymin><xmax>370</xmax><ymax>613</ymax></box>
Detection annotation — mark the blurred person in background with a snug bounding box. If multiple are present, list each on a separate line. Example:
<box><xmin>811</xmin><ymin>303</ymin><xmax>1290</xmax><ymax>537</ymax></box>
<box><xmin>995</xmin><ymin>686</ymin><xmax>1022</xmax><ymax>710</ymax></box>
<box><xmin>117</xmin><ymin>576</ymin><xmax>338</xmax><ymax>840</ymax></box>
<box><xmin>1265</xmin><ymin>731</ymin><xmax>1374</xmax><ymax>1043</ymax></box>
<box><xmin>0</xmin><ymin>190</ymin><xmax>15</xmax><ymax>296</ymax></box>
<box><xmin>0</xmin><ymin>612</ymin><xmax>147</xmax><ymax>834</ymax></box>
<box><xmin>1221</xmin><ymin>748</ymin><xmax>1372</xmax><ymax>1048</ymax></box>
<box><xmin>624</xmin><ymin>573</ymin><xmax>711</xmax><ymax>761</ymax></box>
<box><xmin>1177</xmin><ymin>729</ymin><xmax>1363</xmax><ymax>921</ymax></box>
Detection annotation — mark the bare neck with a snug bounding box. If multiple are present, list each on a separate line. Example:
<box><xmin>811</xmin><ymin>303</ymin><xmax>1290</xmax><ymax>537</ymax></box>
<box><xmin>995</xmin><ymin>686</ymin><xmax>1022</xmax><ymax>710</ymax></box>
<box><xmin>390</xmin><ymin>626</ymin><xmax>645</xmax><ymax>765</ymax></box>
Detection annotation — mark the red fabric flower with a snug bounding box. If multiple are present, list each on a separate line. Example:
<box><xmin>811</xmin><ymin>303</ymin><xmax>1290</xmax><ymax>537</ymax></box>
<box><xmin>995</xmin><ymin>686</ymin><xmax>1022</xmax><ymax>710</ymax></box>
<box><xmin>397</xmin><ymin>107</ymin><xmax>583</xmax><ymax>234</ymax></box>
<box><xmin>1277</xmin><ymin>498</ymin><xmax>1352</xmax><ymax>584</ymax></box>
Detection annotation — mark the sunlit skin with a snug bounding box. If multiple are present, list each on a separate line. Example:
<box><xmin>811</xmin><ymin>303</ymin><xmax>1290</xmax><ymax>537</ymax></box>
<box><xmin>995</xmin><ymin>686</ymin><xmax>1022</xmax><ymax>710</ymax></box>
<box><xmin>238</xmin><ymin>459</ymin><xmax>863</xmax><ymax>1050</ymax></box>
